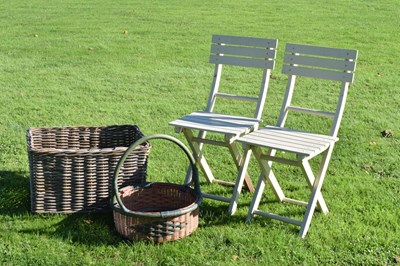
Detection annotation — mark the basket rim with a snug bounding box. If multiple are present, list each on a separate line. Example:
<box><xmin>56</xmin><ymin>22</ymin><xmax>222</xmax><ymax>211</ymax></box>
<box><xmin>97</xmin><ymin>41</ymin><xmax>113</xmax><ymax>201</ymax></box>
<box><xmin>28</xmin><ymin>143</ymin><xmax>151</xmax><ymax>154</ymax></box>
<box><xmin>112</xmin><ymin>182</ymin><xmax>201</xmax><ymax>218</ymax></box>
<box><xmin>27</xmin><ymin>124</ymin><xmax>141</xmax><ymax>131</ymax></box>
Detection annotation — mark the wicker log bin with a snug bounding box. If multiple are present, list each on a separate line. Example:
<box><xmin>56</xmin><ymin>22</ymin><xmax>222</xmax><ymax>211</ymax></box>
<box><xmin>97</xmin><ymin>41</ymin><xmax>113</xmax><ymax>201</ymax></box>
<box><xmin>112</xmin><ymin>134</ymin><xmax>202</xmax><ymax>243</ymax></box>
<box><xmin>27</xmin><ymin>125</ymin><xmax>151</xmax><ymax>214</ymax></box>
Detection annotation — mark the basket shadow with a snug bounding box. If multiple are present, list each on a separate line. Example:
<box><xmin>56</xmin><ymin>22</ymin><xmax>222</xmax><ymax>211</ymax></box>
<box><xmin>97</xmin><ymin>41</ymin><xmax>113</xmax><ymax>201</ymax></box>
<box><xmin>52</xmin><ymin>211</ymin><xmax>124</xmax><ymax>245</ymax></box>
<box><xmin>0</xmin><ymin>170</ymin><xmax>30</xmax><ymax>215</ymax></box>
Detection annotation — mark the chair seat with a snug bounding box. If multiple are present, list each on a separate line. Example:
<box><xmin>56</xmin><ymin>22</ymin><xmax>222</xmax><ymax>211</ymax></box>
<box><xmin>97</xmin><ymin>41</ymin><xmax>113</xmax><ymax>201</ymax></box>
<box><xmin>169</xmin><ymin>111</ymin><xmax>261</xmax><ymax>137</ymax></box>
<box><xmin>237</xmin><ymin>126</ymin><xmax>338</xmax><ymax>158</ymax></box>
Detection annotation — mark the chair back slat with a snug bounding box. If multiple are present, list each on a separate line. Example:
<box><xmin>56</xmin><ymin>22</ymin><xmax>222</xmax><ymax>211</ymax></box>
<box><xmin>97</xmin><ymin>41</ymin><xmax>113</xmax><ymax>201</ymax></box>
<box><xmin>206</xmin><ymin>35</ymin><xmax>278</xmax><ymax>120</ymax></box>
<box><xmin>211</xmin><ymin>44</ymin><xmax>276</xmax><ymax>59</ymax></box>
<box><xmin>210</xmin><ymin>55</ymin><xmax>275</xmax><ymax>69</ymax></box>
<box><xmin>284</xmin><ymin>54</ymin><xmax>356</xmax><ymax>71</ymax></box>
<box><xmin>282</xmin><ymin>65</ymin><xmax>354</xmax><ymax>82</ymax></box>
<box><xmin>213</xmin><ymin>35</ymin><xmax>277</xmax><ymax>48</ymax></box>
<box><xmin>210</xmin><ymin>35</ymin><xmax>277</xmax><ymax>69</ymax></box>
<box><xmin>278</xmin><ymin>43</ymin><xmax>358</xmax><ymax>137</ymax></box>
<box><xmin>286</xmin><ymin>43</ymin><xmax>357</xmax><ymax>60</ymax></box>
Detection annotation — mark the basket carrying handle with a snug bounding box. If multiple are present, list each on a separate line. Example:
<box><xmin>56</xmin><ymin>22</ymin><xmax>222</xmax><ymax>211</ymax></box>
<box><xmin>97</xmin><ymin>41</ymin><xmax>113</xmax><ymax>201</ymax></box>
<box><xmin>112</xmin><ymin>134</ymin><xmax>201</xmax><ymax>218</ymax></box>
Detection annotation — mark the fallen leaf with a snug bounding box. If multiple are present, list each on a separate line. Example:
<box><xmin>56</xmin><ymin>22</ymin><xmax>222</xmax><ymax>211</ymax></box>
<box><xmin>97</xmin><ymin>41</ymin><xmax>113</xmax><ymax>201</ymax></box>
<box><xmin>381</xmin><ymin>130</ymin><xmax>393</xmax><ymax>138</ymax></box>
<box><xmin>362</xmin><ymin>164</ymin><xmax>373</xmax><ymax>170</ymax></box>
<box><xmin>84</xmin><ymin>219</ymin><xmax>93</xmax><ymax>225</ymax></box>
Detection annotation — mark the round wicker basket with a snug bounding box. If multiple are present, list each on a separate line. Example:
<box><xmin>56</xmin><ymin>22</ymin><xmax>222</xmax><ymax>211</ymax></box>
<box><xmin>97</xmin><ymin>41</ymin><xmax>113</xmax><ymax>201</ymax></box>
<box><xmin>111</xmin><ymin>134</ymin><xmax>202</xmax><ymax>243</ymax></box>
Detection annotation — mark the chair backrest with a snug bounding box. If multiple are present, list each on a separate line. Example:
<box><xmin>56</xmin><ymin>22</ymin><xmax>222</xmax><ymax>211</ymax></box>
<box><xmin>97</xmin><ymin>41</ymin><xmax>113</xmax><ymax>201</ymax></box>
<box><xmin>205</xmin><ymin>35</ymin><xmax>278</xmax><ymax>120</ymax></box>
<box><xmin>277</xmin><ymin>43</ymin><xmax>358</xmax><ymax>137</ymax></box>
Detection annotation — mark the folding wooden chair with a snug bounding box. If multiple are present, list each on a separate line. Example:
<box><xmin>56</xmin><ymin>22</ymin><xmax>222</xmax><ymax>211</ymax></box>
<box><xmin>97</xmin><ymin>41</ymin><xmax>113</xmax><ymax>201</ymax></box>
<box><xmin>169</xmin><ymin>35</ymin><xmax>278</xmax><ymax>211</ymax></box>
<box><xmin>233</xmin><ymin>43</ymin><xmax>358</xmax><ymax>237</ymax></box>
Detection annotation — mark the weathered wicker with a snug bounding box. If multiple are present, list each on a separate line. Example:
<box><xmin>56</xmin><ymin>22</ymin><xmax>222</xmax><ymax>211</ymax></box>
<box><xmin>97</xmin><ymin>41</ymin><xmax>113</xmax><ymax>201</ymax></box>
<box><xmin>112</xmin><ymin>134</ymin><xmax>202</xmax><ymax>243</ymax></box>
<box><xmin>27</xmin><ymin>125</ymin><xmax>151</xmax><ymax>214</ymax></box>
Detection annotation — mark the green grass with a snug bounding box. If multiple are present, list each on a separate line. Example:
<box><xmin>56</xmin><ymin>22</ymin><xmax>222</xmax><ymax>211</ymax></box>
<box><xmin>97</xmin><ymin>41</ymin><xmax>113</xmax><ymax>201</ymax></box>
<box><xmin>1</xmin><ymin>0</ymin><xmax>400</xmax><ymax>265</ymax></box>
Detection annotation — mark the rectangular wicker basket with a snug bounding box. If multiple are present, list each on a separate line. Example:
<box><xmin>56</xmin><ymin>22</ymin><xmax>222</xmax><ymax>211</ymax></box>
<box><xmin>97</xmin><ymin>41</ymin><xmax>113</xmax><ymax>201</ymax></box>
<box><xmin>27</xmin><ymin>125</ymin><xmax>151</xmax><ymax>214</ymax></box>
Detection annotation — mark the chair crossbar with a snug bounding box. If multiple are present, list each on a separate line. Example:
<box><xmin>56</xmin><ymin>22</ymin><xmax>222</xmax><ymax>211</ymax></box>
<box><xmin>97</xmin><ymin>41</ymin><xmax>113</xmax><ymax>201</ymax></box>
<box><xmin>259</xmin><ymin>154</ymin><xmax>301</xmax><ymax>166</ymax></box>
<box><xmin>282</xmin><ymin>197</ymin><xmax>308</xmax><ymax>207</ymax></box>
<box><xmin>213</xmin><ymin>179</ymin><xmax>236</xmax><ymax>187</ymax></box>
<box><xmin>215</xmin><ymin>93</ymin><xmax>259</xmax><ymax>102</ymax></box>
<box><xmin>286</xmin><ymin>43</ymin><xmax>358</xmax><ymax>60</ymax></box>
<box><xmin>253</xmin><ymin>210</ymin><xmax>303</xmax><ymax>226</ymax></box>
<box><xmin>191</xmin><ymin>137</ymin><xmax>227</xmax><ymax>147</ymax></box>
<box><xmin>286</xmin><ymin>106</ymin><xmax>336</xmax><ymax>118</ymax></box>
<box><xmin>213</xmin><ymin>34</ymin><xmax>277</xmax><ymax>48</ymax></box>
<box><xmin>202</xmin><ymin>193</ymin><xmax>231</xmax><ymax>202</ymax></box>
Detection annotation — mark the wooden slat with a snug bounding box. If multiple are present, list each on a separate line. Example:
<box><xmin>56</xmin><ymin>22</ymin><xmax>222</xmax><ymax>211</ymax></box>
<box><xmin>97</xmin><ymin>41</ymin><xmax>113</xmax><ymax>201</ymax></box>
<box><xmin>238</xmin><ymin>126</ymin><xmax>336</xmax><ymax>156</ymax></box>
<box><xmin>215</xmin><ymin>93</ymin><xmax>259</xmax><ymax>102</ymax></box>
<box><xmin>284</xmin><ymin>54</ymin><xmax>356</xmax><ymax>71</ymax></box>
<box><xmin>211</xmin><ymin>44</ymin><xmax>276</xmax><ymax>59</ymax></box>
<box><xmin>282</xmin><ymin>65</ymin><xmax>354</xmax><ymax>82</ymax></box>
<box><xmin>212</xmin><ymin>35</ymin><xmax>278</xmax><ymax>48</ymax></box>
<box><xmin>248</xmin><ymin>135</ymin><xmax>326</xmax><ymax>156</ymax></box>
<box><xmin>210</xmin><ymin>55</ymin><xmax>275</xmax><ymax>69</ymax></box>
<box><xmin>286</xmin><ymin>43</ymin><xmax>358</xmax><ymax>60</ymax></box>
<box><xmin>169</xmin><ymin>111</ymin><xmax>260</xmax><ymax>136</ymax></box>
<box><xmin>262</xmin><ymin>126</ymin><xmax>337</xmax><ymax>142</ymax></box>
<box><xmin>286</xmin><ymin>106</ymin><xmax>336</xmax><ymax>118</ymax></box>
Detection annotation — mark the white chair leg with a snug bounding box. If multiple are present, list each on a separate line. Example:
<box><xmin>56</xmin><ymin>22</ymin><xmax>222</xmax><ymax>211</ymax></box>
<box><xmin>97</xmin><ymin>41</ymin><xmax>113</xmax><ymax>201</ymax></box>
<box><xmin>229</xmin><ymin>146</ymin><xmax>252</xmax><ymax>215</ymax></box>
<box><xmin>227</xmin><ymin>141</ymin><xmax>254</xmax><ymax>192</ymax></box>
<box><xmin>299</xmin><ymin>146</ymin><xmax>333</xmax><ymax>238</ymax></box>
<box><xmin>253</xmin><ymin>147</ymin><xmax>285</xmax><ymax>201</ymax></box>
<box><xmin>301</xmin><ymin>160</ymin><xmax>329</xmax><ymax>214</ymax></box>
<box><xmin>182</xmin><ymin>129</ymin><xmax>215</xmax><ymax>183</ymax></box>
<box><xmin>246</xmin><ymin>172</ymin><xmax>267</xmax><ymax>223</ymax></box>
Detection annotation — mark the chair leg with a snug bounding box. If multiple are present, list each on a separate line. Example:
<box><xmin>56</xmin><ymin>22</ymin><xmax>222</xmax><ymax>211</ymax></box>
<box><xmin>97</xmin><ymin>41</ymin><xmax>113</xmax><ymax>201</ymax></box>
<box><xmin>299</xmin><ymin>146</ymin><xmax>334</xmax><ymax>238</ymax></box>
<box><xmin>253</xmin><ymin>147</ymin><xmax>285</xmax><ymax>201</ymax></box>
<box><xmin>228</xmin><ymin>146</ymin><xmax>253</xmax><ymax>215</ymax></box>
<box><xmin>227</xmin><ymin>141</ymin><xmax>254</xmax><ymax>192</ymax></box>
<box><xmin>246</xmin><ymin>171</ymin><xmax>267</xmax><ymax>223</ymax></box>
<box><xmin>301</xmin><ymin>161</ymin><xmax>329</xmax><ymax>214</ymax></box>
<box><xmin>182</xmin><ymin>129</ymin><xmax>215</xmax><ymax>183</ymax></box>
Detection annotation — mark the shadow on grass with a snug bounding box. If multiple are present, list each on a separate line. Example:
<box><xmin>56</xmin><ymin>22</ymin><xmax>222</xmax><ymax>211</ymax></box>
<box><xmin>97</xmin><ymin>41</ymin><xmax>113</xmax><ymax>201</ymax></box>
<box><xmin>0</xmin><ymin>170</ymin><xmax>30</xmax><ymax>215</ymax></box>
<box><xmin>1</xmin><ymin>170</ymin><xmax>300</xmax><ymax>245</ymax></box>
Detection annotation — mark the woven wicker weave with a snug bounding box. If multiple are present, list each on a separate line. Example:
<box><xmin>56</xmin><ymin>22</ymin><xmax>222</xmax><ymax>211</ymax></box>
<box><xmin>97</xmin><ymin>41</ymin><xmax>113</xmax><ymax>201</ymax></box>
<box><xmin>114</xmin><ymin>183</ymin><xmax>199</xmax><ymax>243</ymax></box>
<box><xmin>112</xmin><ymin>134</ymin><xmax>202</xmax><ymax>243</ymax></box>
<box><xmin>27</xmin><ymin>125</ymin><xmax>151</xmax><ymax>214</ymax></box>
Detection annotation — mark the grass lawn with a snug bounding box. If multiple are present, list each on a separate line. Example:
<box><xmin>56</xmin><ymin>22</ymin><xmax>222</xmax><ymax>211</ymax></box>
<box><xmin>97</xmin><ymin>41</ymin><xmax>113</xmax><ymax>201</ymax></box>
<box><xmin>1</xmin><ymin>0</ymin><xmax>399</xmax><ymax>265</ymax></box>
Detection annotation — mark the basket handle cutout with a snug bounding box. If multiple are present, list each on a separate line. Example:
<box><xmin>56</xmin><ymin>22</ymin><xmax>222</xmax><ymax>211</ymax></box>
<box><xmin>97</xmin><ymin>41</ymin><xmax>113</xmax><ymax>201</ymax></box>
<box><xmin>112</xmin><ymin>134</ymin><xmax>202</xmax><ymax>218</ymax></box>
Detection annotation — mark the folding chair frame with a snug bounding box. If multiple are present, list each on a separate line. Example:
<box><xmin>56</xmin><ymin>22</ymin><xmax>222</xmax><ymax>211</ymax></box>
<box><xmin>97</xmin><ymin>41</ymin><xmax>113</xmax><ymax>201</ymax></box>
<box><xmin>233</xmin><ymin>43</ymin><xmax>358</xmax><ymax>237</ymax></box>
<box><xmin>170</xmin><ymin>34</ymin><xmax>278</xmax><ymax>209</ymax></box>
